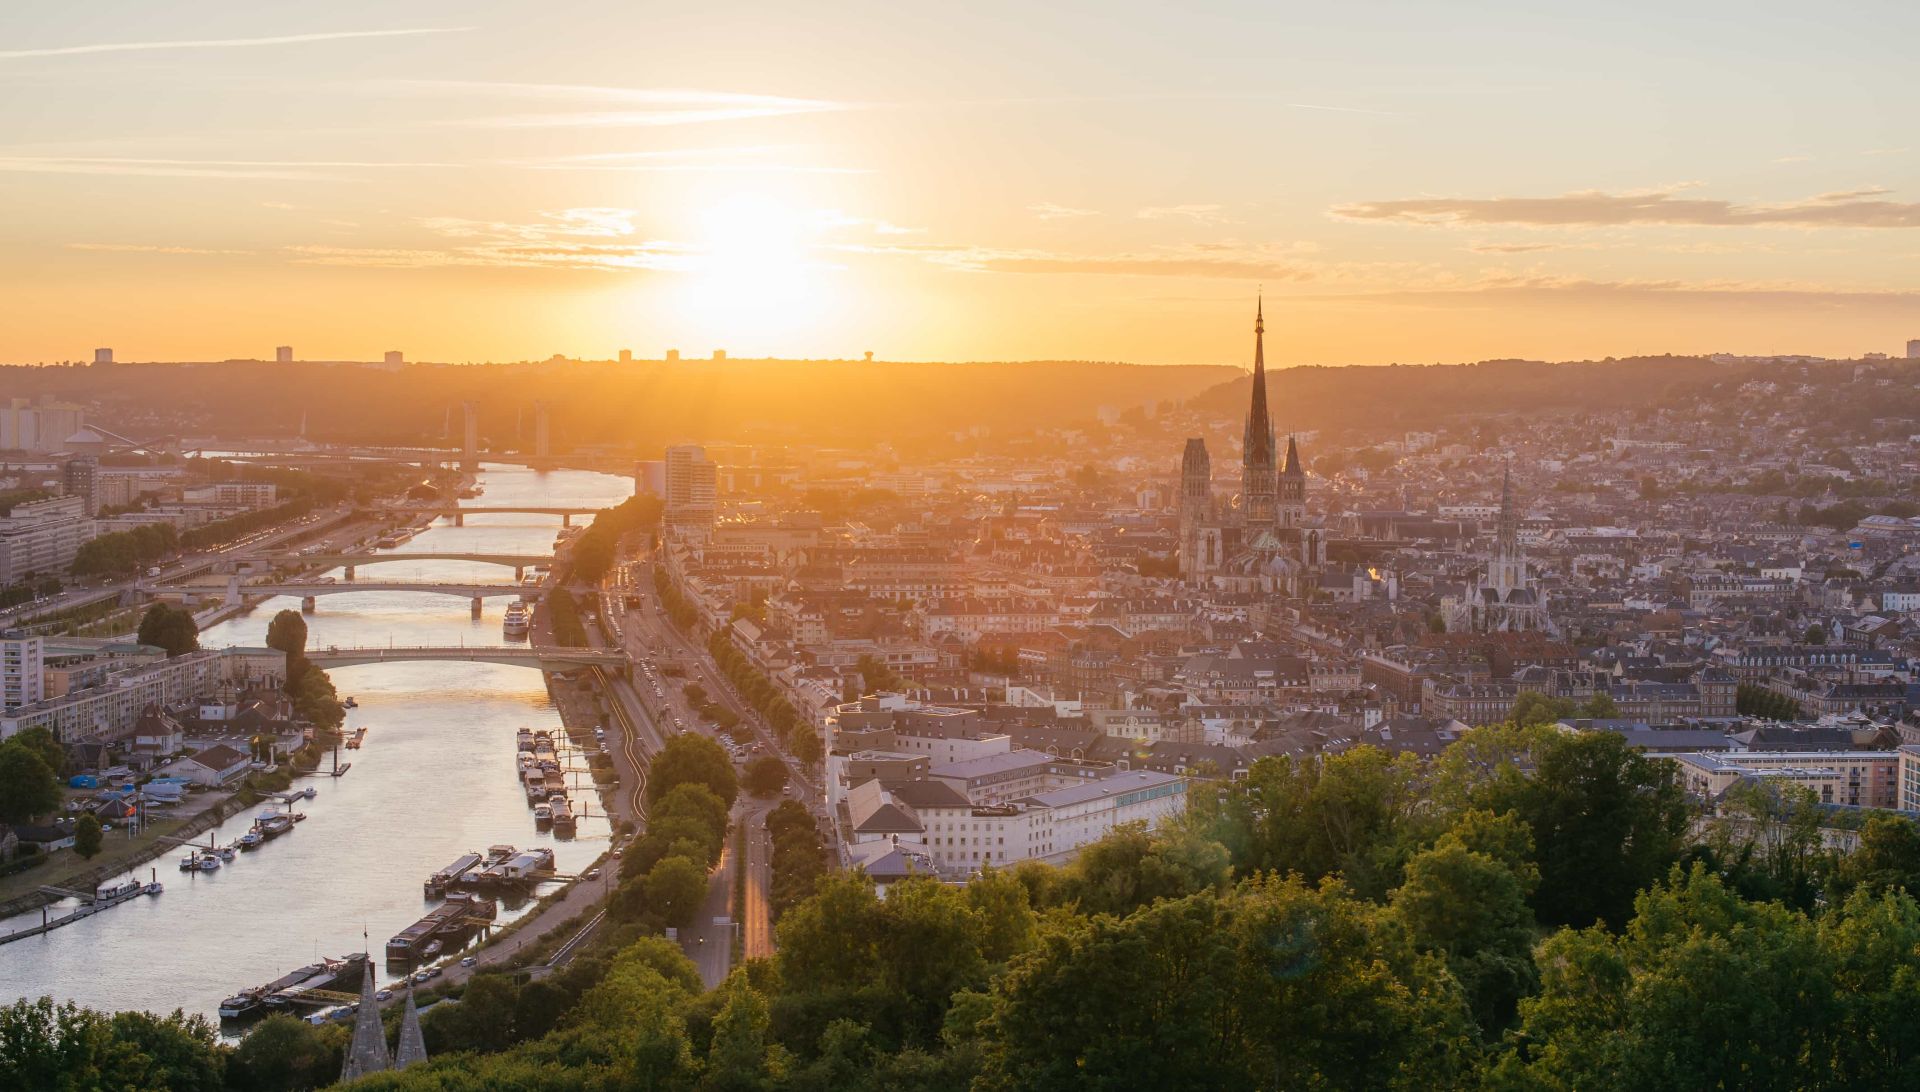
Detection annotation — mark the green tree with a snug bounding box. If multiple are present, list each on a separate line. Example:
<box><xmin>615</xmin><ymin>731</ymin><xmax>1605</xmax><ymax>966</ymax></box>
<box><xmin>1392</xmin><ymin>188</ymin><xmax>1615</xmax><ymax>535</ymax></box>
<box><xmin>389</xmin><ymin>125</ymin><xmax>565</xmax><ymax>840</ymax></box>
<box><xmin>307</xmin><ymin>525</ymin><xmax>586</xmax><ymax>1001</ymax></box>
<box><xmin>1836</xmin><ymin>814</ymin><xmax>1920</xmax><ymax>897</ymax></box>
<box><xmin>7</xmin><ymin>726</ymin><xmax>65</xmax><ymax>778</ymax></box>
<box><xmin>227</xmin><ymin>1013</ymin><xmax>333</xmax><ymax>1091</ymax></box>
<box><xmin>645</xmin><ymin>854</ymin><xmax>710</xmax><ymax>927</ymax></box>
<box><xmin>1496</xmin><ymin>864</ymin><xmax>1836</xmax><ymax>1091</ymax></box>
<box><xmin>705</xmin><ymin>971</ymin><xmax>786</xmax><ymax>1091</ymax></box>
<box><xmin>1390</xmin><ymin>830</ymin><xmax>1538</xmax><ymax>1036</ymax></box>
<box><xmin>648</xmin><ymin>732</ymin><xmax>738</xmax><ymax>808</ymax></box>
<box><xmin>136</xmin><ymin>602</ymin><xmax>200</xmax><ymax>657</ymax></box>
<box><xmin>744</xmin><ymin>755</ymin><xmax>789</xmax><ymax>797</ymax></box>
<box><xmin>1804</xmin><ymin>623</ymin><xmax>1828</xmax><ymax>646</ymax></box>
<box><xmin>0</xmin><ymin>742</ymin><xmax>60</xmax><ymax>825</ymax></box>
<box><xmin>1487</xmin><ymin>729</ymin><xmax>1689</xmax><ymax>928</ymax></box>
<box><xmin>265</xmin><ymin>608</ymin><xmax>308</xmax><ymax>663</ymax></box>
<box><xmin>72</xmin><ymin>813</ymin><xmax>102</xmax><ymax>860</ymax></box>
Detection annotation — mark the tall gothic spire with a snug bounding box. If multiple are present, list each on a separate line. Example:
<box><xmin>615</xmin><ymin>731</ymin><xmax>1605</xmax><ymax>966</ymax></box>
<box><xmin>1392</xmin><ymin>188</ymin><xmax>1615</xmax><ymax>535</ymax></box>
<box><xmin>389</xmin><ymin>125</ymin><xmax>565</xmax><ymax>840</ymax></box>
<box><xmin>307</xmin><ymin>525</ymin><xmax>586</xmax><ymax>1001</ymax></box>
<box><xmin>1242</xmin><ymin>297</ymin><xmax>1275</xmax><ymax>472</ymax></box>
<box><xmin>1281</xmin><ymin>434</ymin><xmax>1303</xmax><ymax>477</ymax></box>
<box><xmin>340</xmin><ymin>961</ymin><xmax>392</xmax><ymax>1082</ymax></box>
<box><xmin>1496</xmin><ymin>460</ymin><xmax>1518</xmax><ymax>553</ymax></box>
<box><xmin>395</xmin><ymin>985</ymin><xmax>429</xmax><ymax>1069</ymax></box>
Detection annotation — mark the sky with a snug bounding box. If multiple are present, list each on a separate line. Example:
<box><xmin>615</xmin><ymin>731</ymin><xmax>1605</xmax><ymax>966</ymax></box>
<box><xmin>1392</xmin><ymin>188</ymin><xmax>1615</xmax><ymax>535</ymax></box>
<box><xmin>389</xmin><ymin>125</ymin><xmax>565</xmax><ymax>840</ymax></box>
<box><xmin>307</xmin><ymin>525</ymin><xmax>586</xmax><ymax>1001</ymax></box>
<box><xmin>5</xmin><ymin>1</ymin><xmax>1920</xmax><ymax>366</ymax></box>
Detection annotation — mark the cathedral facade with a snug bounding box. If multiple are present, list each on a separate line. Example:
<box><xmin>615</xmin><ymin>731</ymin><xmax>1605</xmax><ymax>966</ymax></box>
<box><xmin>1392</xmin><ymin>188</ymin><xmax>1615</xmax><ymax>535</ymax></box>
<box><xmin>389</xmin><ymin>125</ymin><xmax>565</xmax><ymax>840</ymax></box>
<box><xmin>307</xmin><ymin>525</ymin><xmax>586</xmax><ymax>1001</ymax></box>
<box><xmin>1444</xmin><ymin>465</ymin><xmax>1551</xmax><ymax>634</ymax></box>
<box><xmin>1176</xmin><ymin>301</ymin><xmax>1328</xmax><ymax>593</ymax></box>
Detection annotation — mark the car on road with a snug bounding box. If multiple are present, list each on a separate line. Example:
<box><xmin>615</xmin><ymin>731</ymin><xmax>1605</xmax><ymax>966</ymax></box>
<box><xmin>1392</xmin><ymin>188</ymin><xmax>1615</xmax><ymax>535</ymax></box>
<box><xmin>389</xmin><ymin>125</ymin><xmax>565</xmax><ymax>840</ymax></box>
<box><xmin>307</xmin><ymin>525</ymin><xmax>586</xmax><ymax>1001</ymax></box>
<box><xmin>460</xmin><ymin>956</ymin><xmax>478</xmax><ymax>968</ymax></box>
<box><xmin>585</xmin><ymin>867</ymin><xmax>601</xmax><ymax>880</ymax></box>
<box><xmin>376</xmin><ymin>989</ymin><xmax>394</xmax><ymax>1002</ymax></box>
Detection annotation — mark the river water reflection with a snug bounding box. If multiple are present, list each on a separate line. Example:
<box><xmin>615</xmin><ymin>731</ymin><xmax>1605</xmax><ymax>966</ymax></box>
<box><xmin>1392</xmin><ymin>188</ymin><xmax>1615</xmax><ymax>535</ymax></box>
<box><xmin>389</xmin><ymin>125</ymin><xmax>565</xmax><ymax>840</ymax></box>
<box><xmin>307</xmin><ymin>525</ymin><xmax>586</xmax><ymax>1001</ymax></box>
<box><xmin>0</xmin><ymin>464</ymin><xmax>631</xmax><ymax>1024</ymax></box>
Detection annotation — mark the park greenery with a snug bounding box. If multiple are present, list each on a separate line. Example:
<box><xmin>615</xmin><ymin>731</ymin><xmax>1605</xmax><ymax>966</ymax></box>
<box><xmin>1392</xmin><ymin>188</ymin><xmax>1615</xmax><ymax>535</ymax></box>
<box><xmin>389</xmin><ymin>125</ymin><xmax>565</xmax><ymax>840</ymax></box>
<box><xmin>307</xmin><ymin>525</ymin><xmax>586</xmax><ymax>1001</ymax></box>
<box><xmin>72</xmin><ymin>522</ymin><xmax>178</xmax><ymax>577</ymax></box>
<box><xmin>1737</xmin><ymin>682</ymin><xmax>1807</xmax><ymax>721</ymax></box>
<box><xmin>137</xmin><ymin>602</ymin><xmax>202</xmax><ymax>658</ymax></box>
<box><xmin>25</xmin><ymin>720</ymin><xmax>1920</xmax><ymax>1088</ymax></box>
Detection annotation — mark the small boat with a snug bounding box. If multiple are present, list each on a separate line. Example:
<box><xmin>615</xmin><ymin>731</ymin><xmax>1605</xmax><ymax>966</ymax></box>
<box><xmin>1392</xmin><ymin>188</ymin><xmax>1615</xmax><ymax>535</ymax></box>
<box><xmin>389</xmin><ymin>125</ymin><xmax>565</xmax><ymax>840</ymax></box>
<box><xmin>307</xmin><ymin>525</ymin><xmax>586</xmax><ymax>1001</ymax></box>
<box><xmin>422</xmin><ymin>939</ymin><xmax>444</xmax><ymax>959</ymax></box>
<box><xmin>96</xmin><ymin>877</ymin><xmax>144</xmax><ymax>900</ymax></box>
<box><xmin>346</xmin><ymin>727</ymin><xmax>369</xmax><ymax>750</ymax></box>
<box><xmin>215</xmin><ymin>846</ymin><xmax>237</xmax><ymax>861</ymax></box>
<box><xmin>503</xmin><ymin>602</ymin><xmax>531</xmax><ymax>637</ymax></box>
<box><xmin>291</xmin><ymin>812</ymin><xmax>308</xmax><ymax>823</ymax></box>
<box><xmin>330</xmin><ymin>762</ymin><xmax>352</xmax><ymax>777</ymax></box>
<box><xmin>144</xmin><ymin>880</ymin><xmax>164</xmax><ymax>895</ymax></box>
<box><xmin>237</xmin><ymin>831</ymin><xmax>263</xmax><ymax>849</ymax></box>
<box><xmin>196</xmin><ymin>855</ymin><xmax>222</xmax><ymax>872</ymax></box>
<box><xmin>533</xmin><ymin>804</ymin><xmax>552</xmax><ymax>830</ymax></box>
<box><xmin>516</xmin><ymin>728</ymin><xmax>534</xmax><ymax>752</ymax></box>
<box><xmin>343</xmin><ymin>697</ymin><xmax>359</xmax><ymax>709</ymax></box>
<box><xmin>179</xmin><ymin>854</ymin><xmax>199</xmax><ymax>872</ymax></box>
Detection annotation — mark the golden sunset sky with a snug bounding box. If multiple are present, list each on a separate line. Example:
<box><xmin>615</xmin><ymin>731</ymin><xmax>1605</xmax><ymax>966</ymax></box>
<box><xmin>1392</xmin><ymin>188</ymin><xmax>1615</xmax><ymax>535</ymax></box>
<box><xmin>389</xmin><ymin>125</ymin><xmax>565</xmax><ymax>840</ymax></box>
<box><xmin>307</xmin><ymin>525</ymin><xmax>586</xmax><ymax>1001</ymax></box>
<box><xmin>5</xmin><ymin>2</ymin><xmax>1920</xmax><ymax>365</ymax></box>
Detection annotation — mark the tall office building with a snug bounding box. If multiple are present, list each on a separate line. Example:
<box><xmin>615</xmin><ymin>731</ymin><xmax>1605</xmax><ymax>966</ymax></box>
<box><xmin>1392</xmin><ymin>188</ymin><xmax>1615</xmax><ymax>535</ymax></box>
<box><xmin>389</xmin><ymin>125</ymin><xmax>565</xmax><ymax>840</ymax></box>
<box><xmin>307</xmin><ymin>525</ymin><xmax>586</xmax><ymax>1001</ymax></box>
<box><xmin>384</xmin><ymin>350</ymin><xmax>404</xmax><ymax>366</ymax></box>
<box><xmin>1</xmin><ymin>633</ymin><xmax>45</xmax><ymax>712</ymax></box>
<box><xmin>618</xmin><ymin>349</ymin><xmax>632</xmax><ymax>364</ymax></box>
<box><xmin>93</xmin><ymin>348</ymin><xmax>113</xmax><ymax>364</ymax></box>
<box><xmin>276</xmin><ymin>345</ymin><xmax>294</xmax><ymax>363</ymax></box>
<box><xmin>663</xmin><ymin>445</ymin><xmax>717</xmax><ymax>528</ymax></box>
<box><xmin>1908</xmin><ymin>339</ymin><xmax>1920</xmax><ymax>360</ymax></box>
<box><xmin>63</xmin><ymin>458</ymin><xmax>99</xmax><ymax>515</ymax></box>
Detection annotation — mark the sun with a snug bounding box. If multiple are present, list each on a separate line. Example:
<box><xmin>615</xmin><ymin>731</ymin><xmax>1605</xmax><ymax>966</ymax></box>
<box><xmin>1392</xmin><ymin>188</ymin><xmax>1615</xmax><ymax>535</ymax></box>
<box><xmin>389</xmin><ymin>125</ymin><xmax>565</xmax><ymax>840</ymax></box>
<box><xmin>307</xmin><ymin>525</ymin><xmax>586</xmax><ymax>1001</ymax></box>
<box><xmin>676</xmin><ymin>192</ymin><xmax>827</xmax><ymax>345</ymax></box>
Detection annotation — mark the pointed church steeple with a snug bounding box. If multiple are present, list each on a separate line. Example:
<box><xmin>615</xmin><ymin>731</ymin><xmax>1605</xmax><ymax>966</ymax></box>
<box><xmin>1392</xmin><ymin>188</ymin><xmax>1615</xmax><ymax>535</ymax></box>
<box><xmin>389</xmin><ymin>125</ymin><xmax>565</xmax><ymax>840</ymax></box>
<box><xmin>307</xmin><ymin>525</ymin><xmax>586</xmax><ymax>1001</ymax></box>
<box><xmin>1496</xmin><ymin>460</ymin><xmax>1518</xmax><ymax>553</ymax></box>
<box><xmin>1241</xmin><ymin>297</ymin><xmax>1277</xmax><ymax>524</ymax></box>
<box><xmin>1281</xmin><ymin>434</ymin><xmax>1303</xmax><ymax>478</ymax></box>
<box><xmin>395</xmin><ymin>985</ymin><xmax>429</xmax><ymax>1069</ymax></box>
<box><xmin>1243</xmin><ymin>297</ymin><xmax>1275</xmax><ymax>471</ymax></box>
<box><xmin>340</xmin><ymin>960</ymin><xmax>392</xmax><ymax>1082</ymax></box>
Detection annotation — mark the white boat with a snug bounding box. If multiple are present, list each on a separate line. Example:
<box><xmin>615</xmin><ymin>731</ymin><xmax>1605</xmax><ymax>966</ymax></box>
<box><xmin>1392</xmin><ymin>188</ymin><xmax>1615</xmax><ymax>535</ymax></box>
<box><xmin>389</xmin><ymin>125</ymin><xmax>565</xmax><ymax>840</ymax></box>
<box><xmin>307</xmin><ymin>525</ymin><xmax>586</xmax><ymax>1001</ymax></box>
<box><xmin>196</xmin><ymin>855</ymin><xmax>222</xmax><ymax>872</ymax></box>
<box><xmin>144</xmin><ymin>881</ymin><xmax>164</xmax><ymax>895</ymax></box>
<box><xmin>502</xmin><ymin>602</ymin><xmax>531</xmax><ymax>637</ymax></box>
<box><xmin>96</xmin><ymin>878</ymin><xmax>144</xmax><ymax>900</ymax></box>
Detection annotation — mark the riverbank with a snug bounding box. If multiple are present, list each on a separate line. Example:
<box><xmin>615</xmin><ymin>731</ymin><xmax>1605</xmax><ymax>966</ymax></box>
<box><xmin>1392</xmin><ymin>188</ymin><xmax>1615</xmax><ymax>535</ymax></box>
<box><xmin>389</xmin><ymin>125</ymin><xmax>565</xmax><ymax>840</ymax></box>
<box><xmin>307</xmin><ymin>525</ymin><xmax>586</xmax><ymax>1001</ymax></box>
<box><xmin>0</xmin><ymin>775</ymin><xmax>289</xmax><ymax>919</ymax></box>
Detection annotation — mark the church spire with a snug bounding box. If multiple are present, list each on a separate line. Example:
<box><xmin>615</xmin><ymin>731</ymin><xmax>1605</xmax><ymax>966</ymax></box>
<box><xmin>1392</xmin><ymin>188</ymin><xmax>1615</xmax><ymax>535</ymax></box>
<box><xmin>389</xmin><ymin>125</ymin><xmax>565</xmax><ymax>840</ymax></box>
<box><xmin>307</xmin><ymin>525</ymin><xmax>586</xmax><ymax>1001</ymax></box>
<box><xmin>395</xmin><ymin>985</ymin><xmax>429</xmax><ymax>1069</ymax></box>
<box><xmin>1243</xmin><ymin>297</ymin><xmax>1275</xmax><ymax>471</ymax></box>
<box><xmin>1496</xmin><ymin>460</ymin><xmax>1518</xmax><ymax>554</ymax></box>
<box><xmin>340</xmin><ymin>960</ymin><xmax>392</xmax><ymax>1082</ymax></box>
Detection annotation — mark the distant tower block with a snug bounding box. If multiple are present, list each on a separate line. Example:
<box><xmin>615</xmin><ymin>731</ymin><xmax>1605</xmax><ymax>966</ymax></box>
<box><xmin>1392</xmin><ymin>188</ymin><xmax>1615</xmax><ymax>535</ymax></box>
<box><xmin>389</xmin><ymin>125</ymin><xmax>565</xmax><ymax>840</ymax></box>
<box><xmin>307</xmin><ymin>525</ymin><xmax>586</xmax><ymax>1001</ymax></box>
<box><xmin>276</xmin><ymin>346</ymin><xmax>293</xmax><ymax>363</ymax></box>
<box><xmin>533</xmin><ymin>400</ymin><xmax>552</xmax><ymax>467</ymax></box>
<box><xmin>665</xmin><ymin>349</ymin><xmax>681</xmax><ymax>362</ymax></box>
<box><xmin>461</xmin><ymin>400</ymin><xmax>479</xmax><ymax>472</ymax></box>
<box><xmin>93</xmin><ymin>348</ymin><xmax>113</xmax><ymax>364</ymax></box>
<box><xmin>712</xmin><ymin>349</ymin><xmax>726</xmax><ymax>361</ymax></box>
<box><xmin>384</xmin><ymin>350</ymin><xmax>404</xmax><ymax>366</ymax></box>
<box><xmin>1908</xmin><ymin>339</ymin><xmax>1920</xmax><ymax>360</ymax></box>
<box><xmin>618</xmin><ymin>349</ymin><xmax>632</xmax><ymax>364</ymax></box>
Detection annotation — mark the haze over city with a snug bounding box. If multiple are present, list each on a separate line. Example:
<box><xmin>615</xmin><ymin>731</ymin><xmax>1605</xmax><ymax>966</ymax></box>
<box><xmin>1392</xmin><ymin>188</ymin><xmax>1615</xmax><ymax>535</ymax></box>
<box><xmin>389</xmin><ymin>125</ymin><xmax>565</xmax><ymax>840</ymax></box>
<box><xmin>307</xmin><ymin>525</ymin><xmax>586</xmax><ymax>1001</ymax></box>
<box><xmin>15</xmin><ymin>6</ymin><xmax>1920</xmax><ymax>1092</ymax></box>
<box><xmin>8</xmin><ymin>2</ymin><xmax>1920</xmax><ymax>365</ymax></box>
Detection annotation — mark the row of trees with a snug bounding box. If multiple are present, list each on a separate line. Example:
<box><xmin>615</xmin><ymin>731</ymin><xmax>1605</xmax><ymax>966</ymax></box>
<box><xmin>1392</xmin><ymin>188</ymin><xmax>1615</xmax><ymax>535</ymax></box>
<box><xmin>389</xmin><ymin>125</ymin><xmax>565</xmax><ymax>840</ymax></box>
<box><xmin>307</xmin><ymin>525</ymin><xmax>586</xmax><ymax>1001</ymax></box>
<box><xmin>766</xmin><ymin>799</ymin><xmax>827</xmax><ymax>920</ymax></box>
<box><xmin>708</xmin><ymin>632</ymin><xmax>822</xmax><ymax>766</ymax></box>
<box><xmin>608</xmin><ymin>733</ymin><xmax>737</xmax><ymax>931</ymax></box>
<box><xmin>651</xmin><ymin>566</ymin><xmax>701</xmax><ymax>631</ymax></box>
<box><xmin>71</xmin><ymin>522</ymin><xmax>177</xmax><ymax>577</ymax></box>
<box><xmin>569</xmin><ymin>494</ymin><xmax>664</xmax><ymax>584</ymax></box>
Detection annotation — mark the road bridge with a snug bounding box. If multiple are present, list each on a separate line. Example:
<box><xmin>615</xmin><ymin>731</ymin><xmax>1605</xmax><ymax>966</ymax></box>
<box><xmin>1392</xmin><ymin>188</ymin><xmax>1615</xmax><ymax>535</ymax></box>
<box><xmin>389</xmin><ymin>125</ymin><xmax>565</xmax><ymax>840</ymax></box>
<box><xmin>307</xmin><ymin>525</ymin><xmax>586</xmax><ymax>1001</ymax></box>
<box><xmin>394</xmin><ymin>506</ymin><xmax>603</xmax><ymax>527</ymax></box>
<box><xmin>305</xmin><ymin>645</ymin><xmax>628</xmax><ymax>669</ymax></box>
<box><xmin>148</xmin><ymin>576</ymin><xmax>537</xmax><ymax>615</ymax></box>
<box><xmin>228</xmin><ymin>551</ymin><xmax>553</xmax><ymax>579</ymax></box>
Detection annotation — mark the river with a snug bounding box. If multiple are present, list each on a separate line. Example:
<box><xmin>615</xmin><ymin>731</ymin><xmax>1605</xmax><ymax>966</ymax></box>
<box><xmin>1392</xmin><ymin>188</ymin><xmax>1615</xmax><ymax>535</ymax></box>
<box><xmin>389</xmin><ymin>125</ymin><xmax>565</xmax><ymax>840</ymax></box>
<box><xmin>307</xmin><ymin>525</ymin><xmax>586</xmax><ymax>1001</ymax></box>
<box><xmin>0</xmin><ymin>464</ymin><xmax>632</xmax><ymax>1025</ymax></box>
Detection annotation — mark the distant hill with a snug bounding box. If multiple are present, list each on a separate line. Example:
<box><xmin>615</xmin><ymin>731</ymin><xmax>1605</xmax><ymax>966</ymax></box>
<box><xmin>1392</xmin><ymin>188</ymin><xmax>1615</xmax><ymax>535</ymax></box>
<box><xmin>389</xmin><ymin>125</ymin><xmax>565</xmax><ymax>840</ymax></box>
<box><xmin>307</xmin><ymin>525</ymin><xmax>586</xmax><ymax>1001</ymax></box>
<box><xmin>1190</xmin><ymin>355</ymin><xmax>1750</xmax><ymax>438</ymax></box>
<box><xmin>0</xmin><ymin>358</ymin><xmax>1240</xmax><ymax>454</ymax></box>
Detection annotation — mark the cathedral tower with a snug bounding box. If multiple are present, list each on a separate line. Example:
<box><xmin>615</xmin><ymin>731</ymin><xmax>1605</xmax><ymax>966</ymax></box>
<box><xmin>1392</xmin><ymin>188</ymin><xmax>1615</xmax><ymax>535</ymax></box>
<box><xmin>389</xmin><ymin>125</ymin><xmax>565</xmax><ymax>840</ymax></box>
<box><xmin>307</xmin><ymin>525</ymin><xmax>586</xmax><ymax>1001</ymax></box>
<box><xmin>1278</xmin><ymin>433</ymin><xmax>1306</xmax><ymax>528</ymax></box>
<box><xmin>1179</xmin><ymin>438</ymin><xmax>1214</xmax><ymax>582</ymax></box>
<box><xmin>1241</xmin><ymin>298</ymin><xmax>1277</xmax><ymax>525</ymax></box>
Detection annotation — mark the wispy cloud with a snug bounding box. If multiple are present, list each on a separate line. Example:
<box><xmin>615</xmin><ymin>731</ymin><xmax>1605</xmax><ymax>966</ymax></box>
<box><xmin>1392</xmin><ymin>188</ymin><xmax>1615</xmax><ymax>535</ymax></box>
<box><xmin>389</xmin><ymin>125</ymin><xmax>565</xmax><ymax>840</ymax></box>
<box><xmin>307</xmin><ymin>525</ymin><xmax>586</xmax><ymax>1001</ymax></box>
<box><xmin>1466</xmin><ymin>241</ymin><xmax>1560</xmax><ymax>253</ymax></box>
<box><xmin>1772</xmin><ymin>155</ymin><xmax>1813</xmax><ymax>164</ymax></box>
<box><xmin>505</xmin><ymin>147</ymin><xmax>866</xmax><ymax>174</ymax></box>
<box><xmin>1029</xmin><ymin>202</ymin><xmax>1100</xmax><ymax>220</ymax></box>
<box><xmin>1333</xmin><ymin>186</ymin><xmax>1920</xmax><ymax>229</ymax></box>
<box><xmin>1331</xmin><ymin>272</ymin><xmax>1920</xmax><ymax>308</ymax></box>
<box><xmin>67</xmin><ymin>242</ymin><xmax>251</xmax><ymax>255</ymax></box>
<box><xmin>0</xmin><ymin>156</ymin><xmax>455</xmax><ymax>180</ymax></box>
<box><xmin>380</xmin><ymin>81</ymin><xmax>845</xmax><ymax>129</ymax></box>
<box><xmin>1137</xmin><ymin>204</ymin><xmax>1235</xmax><ymax>225</ymax></box>
<box><xmin>842</xmin><ymin>241</ymin><xmax>1317</xmax><ymax>281</ymax></box>
<box><xmin>0</xmin><ymin>27</ymin><xmax>467</xmax><ymax>61</ymax></box>
<box><xmin>292</xmin><ymin>207</ymin><xmax>691</xmax><ymax>272</ymax></box>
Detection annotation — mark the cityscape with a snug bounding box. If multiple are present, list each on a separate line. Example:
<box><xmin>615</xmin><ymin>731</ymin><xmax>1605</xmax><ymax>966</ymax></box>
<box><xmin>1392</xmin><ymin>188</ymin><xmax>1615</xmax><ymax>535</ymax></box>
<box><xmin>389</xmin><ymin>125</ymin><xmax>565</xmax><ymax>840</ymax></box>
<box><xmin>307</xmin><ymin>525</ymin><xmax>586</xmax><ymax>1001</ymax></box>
<box><xmin>10</xmin><ymin>3</ymin><xmax>1920</xmax><ymax>1091</ymax></box>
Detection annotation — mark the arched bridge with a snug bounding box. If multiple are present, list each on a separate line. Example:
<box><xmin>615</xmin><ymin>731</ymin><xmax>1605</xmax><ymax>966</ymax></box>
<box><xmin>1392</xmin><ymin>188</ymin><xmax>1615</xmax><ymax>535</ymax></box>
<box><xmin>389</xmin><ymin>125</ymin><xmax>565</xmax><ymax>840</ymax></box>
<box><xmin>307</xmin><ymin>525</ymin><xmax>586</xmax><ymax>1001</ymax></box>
<box><xmin>147</xmin><ymin>578</ymin><xmax>536</xmax><ymax>610</ymax></box>
<box><xmin>392</xmin><ymin>506</ymin><xmax>603</xmax><ymax>527</ymax></box>
<box><xmin>304</xmin><ymin>645</ymin><xmax>628</xmax><ymax>669</ymax></box>
<box><xmin>230</xmin><ymin>552</ymin><xmax>553</xmax><ymax>573</ymax></box>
